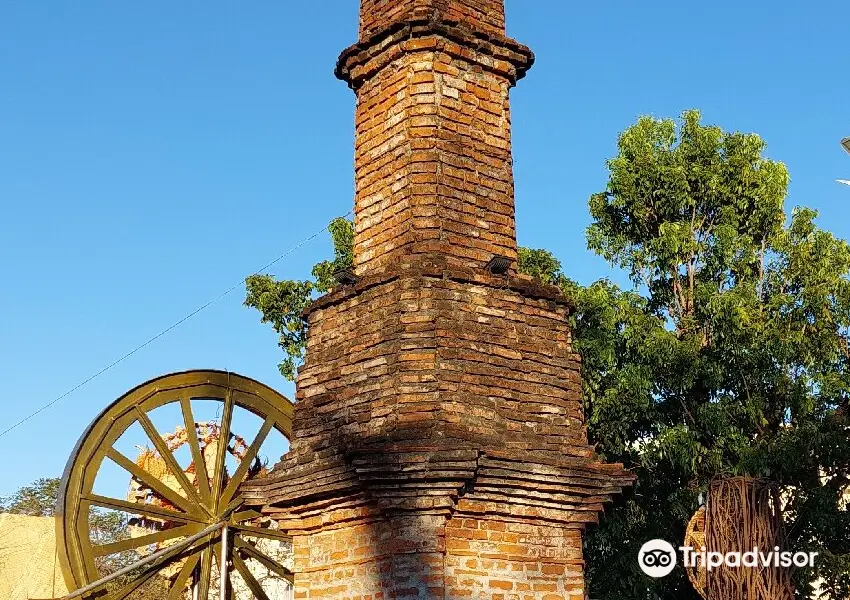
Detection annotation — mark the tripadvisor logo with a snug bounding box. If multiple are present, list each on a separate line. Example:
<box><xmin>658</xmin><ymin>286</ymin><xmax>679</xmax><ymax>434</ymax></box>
<box><xmin>638</xmin><ymin>539</ymin><xmax>818</xmax><ymax>579</ymax></box>
<box><xmin>638</xmin><ymin>540</ymin><xmax>678</xmax><ymax>578</ymax></box>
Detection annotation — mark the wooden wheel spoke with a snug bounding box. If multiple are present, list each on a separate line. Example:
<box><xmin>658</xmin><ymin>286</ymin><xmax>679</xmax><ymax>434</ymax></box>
<box><xmin>231</xmin><ymin>523</ymin><xmax>293</xmax><ymax>543</ymax></box>
<box><xmin>94</xmin><ymin>523</ymin><xmax>202</xmax><ymax>557</ymax></box>
<box><xmin>180</xmin><ymin>397</ymin><xmax>212</xmax><ymax>504</ymax></box>
<box><xmin>221</xmin><ymin>495</ymin><xmax>246</xmax><ymax>520</ymax></box>
<box><xmin>231</xmin><ymin>509</ymin><xmax>263</xmax><ymax>523</ymax></box>
<box><xmin>167</xmin><ymin>552</ymin><xmax>202</xmax><ymax>600</ymax></box>
<box><xmin>102</xmin><ymin>541</ymin><xmax>202</xmax><ymax>600</ymax></box>
<box><xmin>84</xmin><ymin>493</ymin><xmax>206</xmax><ymax>524</ymax></box>
<box><xmin>196</xmin><ymin>542</ymin><xmax>216</xmax><ymax>600</ymax></box>
<box><xmin>233</xmin><ymin>553</ymin><xmax>272</xmax><ymax>600</ymax></box>
<box><xmin>220</xmin><ymin>416</ymin><xmax>275</xmax><ymax>506</ymax></box>
<box><xmin>235</xmin><ymin>536</ymin><xmax>294</xmax><ymax>583</ymax></box>
<box><xmin>102</xmin><ymin>567</ymin><xmax>158</xmax><ymax>600</ymax></box>
<box><xmin>135</xmin><ymin>407</ymin><xmax>210</xmax><ymax>514</ymax></box>
<box><xmin>210</xmin><ymin>389</ymin><xmax>235</xmax><ymax>507</ymax></box>
<box><xmin>107</xmin><ymin>448</ymin><xmax>202</xmax><ymax>517</ymax></box>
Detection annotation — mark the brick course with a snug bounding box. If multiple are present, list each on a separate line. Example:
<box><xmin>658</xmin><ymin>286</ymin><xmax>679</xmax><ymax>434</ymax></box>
<box><xmin>244</xmin><ymin>3</ymin><xmax>634</xmax><ymax>599</ymax></box>
<box><xmin>359</xmin><ymin>0</ymin><xmax>506</xmax><ymax>40</ymax></box>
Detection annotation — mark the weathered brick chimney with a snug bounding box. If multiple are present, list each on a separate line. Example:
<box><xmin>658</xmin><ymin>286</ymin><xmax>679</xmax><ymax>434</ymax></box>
<box><xmin>244</xmin><ymin>2</ymin><xmax>634</xmax><ymax>598</ymax></box>
<box><xmin>341</xmin><ymin>0</ymin><xmax>530</xmax><ymax>275</ymax></box>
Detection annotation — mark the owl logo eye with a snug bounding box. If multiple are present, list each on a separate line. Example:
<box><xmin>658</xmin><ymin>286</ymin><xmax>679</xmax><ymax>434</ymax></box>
<box><xmin>641</xmin><ymin>548</ymin><xmax>673</xmax><ymax>567</ymax></box>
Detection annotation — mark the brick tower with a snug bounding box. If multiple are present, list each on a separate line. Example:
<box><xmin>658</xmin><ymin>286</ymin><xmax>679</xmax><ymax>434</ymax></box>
<box><xmin>243</xmin><ymin>3</ymin><xmax>634</xmax><ymax>599</ymax></box>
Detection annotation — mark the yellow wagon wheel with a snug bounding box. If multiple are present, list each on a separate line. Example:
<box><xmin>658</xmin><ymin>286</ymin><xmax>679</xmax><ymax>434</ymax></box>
<box><xmin>685</xmin><ymin>506</ymin><xmax>708</xmax><ymax>599</ymax></box>
<box><xmin>56</xmin><ymin>370</ymin><xmax>293</xmax><ymax>600</ymax></box>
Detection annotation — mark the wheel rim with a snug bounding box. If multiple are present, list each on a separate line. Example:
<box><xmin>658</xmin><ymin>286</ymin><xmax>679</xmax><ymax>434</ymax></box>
<box><xmin>56</xmin><ymin>370</ymin><xmax>294</xmax><ymax>600</ymax></box>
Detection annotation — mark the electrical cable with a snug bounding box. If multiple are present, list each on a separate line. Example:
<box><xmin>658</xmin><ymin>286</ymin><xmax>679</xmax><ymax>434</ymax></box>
<box><xmin>0</xmin><ymin>211</ymin><xmax>353</xmax><ymax>439</ymax></box>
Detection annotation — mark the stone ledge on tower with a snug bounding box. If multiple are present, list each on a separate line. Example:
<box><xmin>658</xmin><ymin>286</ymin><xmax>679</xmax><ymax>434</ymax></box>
<box><xmin>243</xmin><ymin>447</ymin><xmax>633</xmax><ymax>525</ymax></box>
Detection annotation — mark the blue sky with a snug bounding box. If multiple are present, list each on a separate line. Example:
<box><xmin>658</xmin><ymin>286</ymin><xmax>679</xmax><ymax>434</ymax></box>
<box><xmin>0</xmin><ymin>1</ymin><xmax>848</xmax><ymax>498</ymax></box>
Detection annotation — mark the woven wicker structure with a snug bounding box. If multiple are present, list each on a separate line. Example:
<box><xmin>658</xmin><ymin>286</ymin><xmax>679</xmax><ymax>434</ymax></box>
<box><xmin>684</xmin><ymin>506</ymin><xmax>708</xmax><ymax>598</ymax></box>
<box><xmin>705</xmin><ymin>477</ymin><xmax>794</xmax><ymax>600</ymax></box>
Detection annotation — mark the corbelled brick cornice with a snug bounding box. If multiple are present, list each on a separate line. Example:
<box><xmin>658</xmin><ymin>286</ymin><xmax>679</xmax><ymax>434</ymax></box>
<box><xmin>303</xmin><ymin>254</ymin><xmax>574</xmax><ymax>318</ymax></box>
<box><xmin>336</xmin><ymin>18</ymin><xmax>535</xmax><ymax>91</ymax></box>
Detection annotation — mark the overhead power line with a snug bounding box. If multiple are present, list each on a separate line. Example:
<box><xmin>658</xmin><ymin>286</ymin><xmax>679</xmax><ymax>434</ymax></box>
<box><xmin>0</xmin><ymin>211</ymin><xmax>353</xmax><ymax>440</ymax></box>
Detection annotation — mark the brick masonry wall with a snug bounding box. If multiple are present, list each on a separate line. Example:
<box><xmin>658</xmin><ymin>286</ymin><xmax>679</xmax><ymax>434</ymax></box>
<box><xmin>290</xmin><ymin>515</ymin><xmax>447</xmax><ymax>600</ymax></box>
<box><xmin>347</xmin><ymin>40</ymin><xmax>523</xmax><ymax>275</ymax></box>
<box><xmin>291</xmin><ymin>266</ymin><xmax>587</xmax><ymax>460</ymax></box>
<box><xmin>359</xmin><ymin>0</ymin><xmax>506</xmax><ymax>39</ymax></box>
<box><xmin>276</xmin><ymin>502</ymin><xmax>591</xmax><ymax>600</ymax></box>
<box><xmin>445</xmin><ymin>515</ymin><xmax>587</xmax><ymax>600</ymax></box>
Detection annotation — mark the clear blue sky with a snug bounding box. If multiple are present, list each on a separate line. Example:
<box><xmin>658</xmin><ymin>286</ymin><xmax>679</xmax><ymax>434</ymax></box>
<box><xmin>1</xmin><ymin>1</ymin><xmax>848</xmax><ymax>498</ymax></box>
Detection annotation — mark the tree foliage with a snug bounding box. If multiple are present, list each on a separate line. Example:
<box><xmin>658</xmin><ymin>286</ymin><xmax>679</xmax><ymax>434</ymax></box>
<box><xmin>0</xmin><ymin>477</ymin><xmax>60</xmax><ymax>516</ymax></box>
<box><xmin>244</xmin><ymin>110</ymin><xmax>849</xmax><ymax>599</ymax></box>
<box><xmin>244</xmin><ymin>217</ymin><xmax>353</xmax><ymax>380</ymax></box>
<box><xmin>517</xmin><ymin>247</ymin><xmax>566</xmax><ymax>286</ymax></box>
<box><xmin>579</xmin><ymin>110</ymin><xmax>850</xmax><ymax>599</ymax></box>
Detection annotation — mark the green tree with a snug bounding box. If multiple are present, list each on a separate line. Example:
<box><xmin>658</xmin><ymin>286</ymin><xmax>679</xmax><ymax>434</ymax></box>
<box><xmin>245</xmin><ymin>217</ymin><xmax>353</xmax><ymax>380</ymax></box>
<box><xmin>244</xmin><ymin>110</ymin><xmax>850</xmax><ymax>599</ymax></box>
<box><xmin>0</xmin><ymin>477</ymin><xmax>60</xmax><ymax>516</ymax></box>
<box><xmin>579</xmin><ymin>110</ymin><xmax>850</xmax><ymax>599</ymax></box>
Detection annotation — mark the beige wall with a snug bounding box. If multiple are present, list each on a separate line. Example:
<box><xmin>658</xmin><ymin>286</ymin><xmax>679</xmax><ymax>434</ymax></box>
<box><xmin>0</xmin><ymin>513</ymin><xmax>68</xmax><ymax>600</ymax></box>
